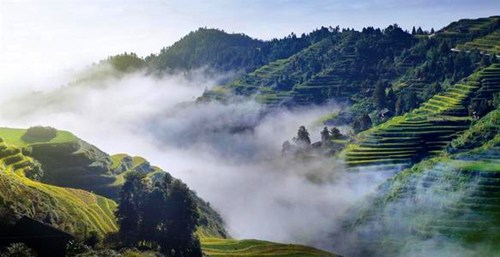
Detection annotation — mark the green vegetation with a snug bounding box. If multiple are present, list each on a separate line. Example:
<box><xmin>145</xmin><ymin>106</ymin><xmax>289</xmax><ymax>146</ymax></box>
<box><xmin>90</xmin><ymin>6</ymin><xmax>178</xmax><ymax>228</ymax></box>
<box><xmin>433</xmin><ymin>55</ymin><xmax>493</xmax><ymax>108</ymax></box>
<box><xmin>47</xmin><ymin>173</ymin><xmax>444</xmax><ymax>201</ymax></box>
<box><xmin>201</xmin><ymin>238</ymin><xmax>338</xmax><ymax>257</ymax></box>
<box><xmin>116</xmin><ymin>172</ymin><xmax>202</xmax><ymax>256</ymax></box>
<box><xmin>343</xmin><ymin>64</ymin><xmax>500</xmax><ymax>169</ymax></box>
<box><xmin>0</xmin><ymin>140</ymin><xmax>117</xmax><ymax>238</ymax></box>
<box><xmin>0</xmin><ymin>127</ymin><xmax>75</xmax><ymax>148</ymax></box>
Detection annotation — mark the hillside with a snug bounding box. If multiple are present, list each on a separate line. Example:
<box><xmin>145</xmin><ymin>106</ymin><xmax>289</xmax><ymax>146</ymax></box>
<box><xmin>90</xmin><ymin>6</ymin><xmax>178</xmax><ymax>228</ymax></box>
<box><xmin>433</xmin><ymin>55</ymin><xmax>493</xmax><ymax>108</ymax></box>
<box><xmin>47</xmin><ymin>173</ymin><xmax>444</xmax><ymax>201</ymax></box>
<box><xmin>343</xmin><ymin>63</ymin><xmax>500</xmax><ymax>170</ymax></box>
<box><xmin>0</xmin><ymin>135</ymin><xmax>117</xmax><ymax>238</ymax></box>
<box><xmin>0</xmin><ymin>127</ymin><xmax>339</xmax><ymax>256</ymax></box>
<box><xmin>344</xmin><ymin>118</ymin><xmax>500</xmax><ymax>256</ymax></box>
<box><xmin>0</xmin><ymin>127</ymin><xmax>228</xmax><ymax>239</ymax></box>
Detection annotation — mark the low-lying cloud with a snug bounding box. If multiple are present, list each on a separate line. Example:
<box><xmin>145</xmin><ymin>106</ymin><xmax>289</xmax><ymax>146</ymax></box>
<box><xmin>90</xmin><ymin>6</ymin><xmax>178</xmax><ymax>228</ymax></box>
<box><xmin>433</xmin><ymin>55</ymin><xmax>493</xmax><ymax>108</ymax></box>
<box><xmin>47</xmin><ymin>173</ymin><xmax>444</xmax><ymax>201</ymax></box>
<box><xmin>0</xmin><ymin>66</ymin><xmax>393</xmax><ymax>252</ymax></box>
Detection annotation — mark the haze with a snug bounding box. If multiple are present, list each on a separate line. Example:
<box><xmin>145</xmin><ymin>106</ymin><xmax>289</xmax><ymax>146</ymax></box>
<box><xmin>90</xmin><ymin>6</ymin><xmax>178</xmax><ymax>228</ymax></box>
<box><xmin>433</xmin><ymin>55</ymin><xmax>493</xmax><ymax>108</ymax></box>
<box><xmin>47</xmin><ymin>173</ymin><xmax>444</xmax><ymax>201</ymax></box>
<box><xmin>1</xmin><ymin>0</ymin><xmax>499</xmax><ymax>85</ymax></box>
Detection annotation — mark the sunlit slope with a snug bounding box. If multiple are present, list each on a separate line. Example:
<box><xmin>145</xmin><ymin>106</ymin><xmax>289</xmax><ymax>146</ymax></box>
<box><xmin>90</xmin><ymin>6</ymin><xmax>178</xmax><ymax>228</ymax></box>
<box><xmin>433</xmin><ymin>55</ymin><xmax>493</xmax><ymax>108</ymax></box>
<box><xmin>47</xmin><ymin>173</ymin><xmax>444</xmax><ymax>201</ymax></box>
<box><xmin>0</xmin><ymin>127</ymin><xmax>228</xmax><ymax>238</ymax></box>
<box><xmin>201</xmin><ymin>238</ymin><xmax>338</xmax><ymax>257</ymax></box>
<box><xmin>435</xmin><ymin>16</ymin><xmax>499</xmax><ymax>43</ymax></box>
<box><xmin>0</xmin><ymin>138</ymin><xmax>117</xmax><ymax>237</ymax></box>
<box><xmin>456</xmin><ymin>30</ymin><xmax>500</xmax><ymax>55</ymax></box>
<box><xmin>343</xmin><ymin>64</ymin><xmax>500</xmax><ymax>170</ymax></box>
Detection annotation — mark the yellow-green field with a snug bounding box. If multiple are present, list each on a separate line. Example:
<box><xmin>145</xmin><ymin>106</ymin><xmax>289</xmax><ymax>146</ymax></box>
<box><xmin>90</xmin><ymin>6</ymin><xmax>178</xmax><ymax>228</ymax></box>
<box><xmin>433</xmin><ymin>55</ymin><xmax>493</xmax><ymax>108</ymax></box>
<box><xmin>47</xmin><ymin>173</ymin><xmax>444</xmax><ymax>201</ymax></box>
<box><xmin>0</xmin><ymin>127</ymin><xmax>76</xmax><ymax>147</ymax></box>
<box><xmin>201</xmin><ymin>238</ymin><xmax>338</xmax><ymax>257</ymax></box>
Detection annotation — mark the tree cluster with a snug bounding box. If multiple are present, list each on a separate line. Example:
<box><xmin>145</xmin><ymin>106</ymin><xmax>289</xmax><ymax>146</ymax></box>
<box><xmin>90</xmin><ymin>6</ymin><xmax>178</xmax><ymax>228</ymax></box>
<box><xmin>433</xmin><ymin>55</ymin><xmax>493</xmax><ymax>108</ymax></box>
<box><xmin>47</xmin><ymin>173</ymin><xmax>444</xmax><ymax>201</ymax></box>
<box><xmin>116</xmin><ymin>172</ymin><xmax>201</xmax><ymax>257</ymax></box>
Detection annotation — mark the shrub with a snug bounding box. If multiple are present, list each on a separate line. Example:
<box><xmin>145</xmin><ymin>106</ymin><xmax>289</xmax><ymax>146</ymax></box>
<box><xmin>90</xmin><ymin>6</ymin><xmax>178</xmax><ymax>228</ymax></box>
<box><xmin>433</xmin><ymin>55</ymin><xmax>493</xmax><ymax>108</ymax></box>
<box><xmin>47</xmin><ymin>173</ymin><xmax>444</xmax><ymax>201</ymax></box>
<box><xmin>0</xmin><ymin>243</ymin><xmax>34</xmax><ymax>257</ymax></box>
<box><xmin>22</xmin><ymin>126</ymin><xmax>57</xmax><ymax>143</ymax></box>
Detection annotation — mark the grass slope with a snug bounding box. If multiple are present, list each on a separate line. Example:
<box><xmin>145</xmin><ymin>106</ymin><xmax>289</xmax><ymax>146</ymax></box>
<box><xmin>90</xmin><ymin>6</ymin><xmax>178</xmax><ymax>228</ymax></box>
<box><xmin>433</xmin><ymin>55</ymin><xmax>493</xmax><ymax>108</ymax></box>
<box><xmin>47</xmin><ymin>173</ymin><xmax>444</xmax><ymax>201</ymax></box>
<box><xmin>201</xmin><ymin>238</ymin><xmax>337</xmax><ymax>257</ymax></box>
<box><xmin>343</xmin><ymin>64</ymin><xmax>500</xmax><ymax>169</ymax></box>
<box><xmin>0</xmin><ymin>128</ymin><xmax>228</xmax><ymax>238</ymax></box>
<box><xmin>0</xmin><ymin>138</ymin><xmax>117</xmax><ymax>238</ymax></box>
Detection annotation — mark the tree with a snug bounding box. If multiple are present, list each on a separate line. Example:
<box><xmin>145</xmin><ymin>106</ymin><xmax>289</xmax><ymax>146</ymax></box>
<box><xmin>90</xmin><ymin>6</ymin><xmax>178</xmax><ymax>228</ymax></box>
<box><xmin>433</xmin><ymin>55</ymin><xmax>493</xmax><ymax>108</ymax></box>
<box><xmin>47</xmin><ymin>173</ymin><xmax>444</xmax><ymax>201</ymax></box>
<box><xmin>386</xmin><ymin>88</ymin><xmax>396</xmax><ymax>112</ymax></box>
<box><xmin>416</xmin><ymin>27</ymin><xmax>424</xmax><ymax>35</ymax></box>
<box><xmin>0</xmin><ymin>243</ymin><xmax>33</xmax><ymax>257</ymax></box>
<box><xmin>395</xmin><ymin>94</ymin><xmax>404</xmax><ymax>115</ymax></box>
<box><xmin>430</xmin><ymin>28</ymin><xmax>435</xmax><ymax>34</ymax></box>
<box><xmin>411</xmin><ymin>26</ymin><xmax>416</xmax><ymax>35</ymax></box>
<box><xmin>320</xmin><ymin>127</ymin><xmax>330</xmax><ymax>142</ymax></box>
<box><xmin>405</xmin><ymin>90</ymin><xmax>418</xmax><ymax>111</ymax></box>
<box><xmin>116</xmin><ymin>172</ymin><xmax>147</xmax><ymax>246</ymax></box>
<box><xmin>160</xmin><ymin>180</ymin><xmax>201</xmax><ymax>257</ymax></box>
<box><xmin>293</xmin><ymin>126</ymin><xmax>311</xmax><ymax>147</ymax></box>
<box><xmin>372</xmin><ymin>81</ymin><xmax>386</xmax><ymax>108</ymax></box>
<box><xmin>330</xmin><ymin>127</ymin><xmax>342</xmax><ymax>139</ymax></box>
<box><xmin>360</xmin><ymin>114</ymin><xmax>373</xmax><ymax>131</ymax></box>
<box><xmin>116</xmin><ymin>172</ymin><xmax>202</xmax><ymax>257</ymax></box>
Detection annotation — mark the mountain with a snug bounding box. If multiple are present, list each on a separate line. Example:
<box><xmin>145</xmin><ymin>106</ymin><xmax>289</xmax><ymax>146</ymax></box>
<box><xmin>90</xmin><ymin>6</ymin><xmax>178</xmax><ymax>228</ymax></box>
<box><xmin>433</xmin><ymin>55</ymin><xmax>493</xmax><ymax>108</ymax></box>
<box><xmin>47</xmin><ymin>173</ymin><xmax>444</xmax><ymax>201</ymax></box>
<box><xmin>146</xmin><ymin>27</ymin><xmax>338</xmax><ymax>74</ymax></box>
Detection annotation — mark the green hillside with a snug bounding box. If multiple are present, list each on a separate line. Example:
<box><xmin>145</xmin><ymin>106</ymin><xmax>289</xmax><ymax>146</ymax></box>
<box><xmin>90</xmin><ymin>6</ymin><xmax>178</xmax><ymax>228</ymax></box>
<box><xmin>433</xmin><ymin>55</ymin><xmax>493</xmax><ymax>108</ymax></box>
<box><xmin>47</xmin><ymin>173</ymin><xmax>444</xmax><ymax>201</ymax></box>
<box><xmin>342</xmin><ymin>107</ymin><xmax>500</xmax><ymax>256</ymax></box>
<box><xmin>0</xmin><ymin>138</ymin><xmax>117</xmax><ymax>238</ymax></box>
<box><xmin>343</xmin><ymin>63</ymin><xmax>500</xmax><ymax>170</ymax></box>
<box><xmin>0</xmin><ymin>127</ymin><xmax>227</xmax><ymax>238</ymax></box>
<box><xmin>456</xmin><ymin>30</ymin><xmax>500</xmax><ymax>55</ymax></box>
<box><xmin>0</xmin><ymin>127</ymin><xmax>340</xmax><ymax>256</ymax></box>
<box><xmin>201</xmin><ymin>238</ymin><xmax>337</xmax><ymax>257</ymax></box>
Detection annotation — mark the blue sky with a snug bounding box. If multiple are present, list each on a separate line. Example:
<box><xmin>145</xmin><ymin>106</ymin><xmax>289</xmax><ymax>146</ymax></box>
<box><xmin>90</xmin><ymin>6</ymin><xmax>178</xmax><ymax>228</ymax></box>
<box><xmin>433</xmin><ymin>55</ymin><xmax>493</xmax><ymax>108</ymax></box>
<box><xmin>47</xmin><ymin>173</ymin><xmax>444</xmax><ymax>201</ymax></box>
<box><xmin>0</xmin><ymin>0</ymin><xmax>498</xmax><ymax>85</ymax></box>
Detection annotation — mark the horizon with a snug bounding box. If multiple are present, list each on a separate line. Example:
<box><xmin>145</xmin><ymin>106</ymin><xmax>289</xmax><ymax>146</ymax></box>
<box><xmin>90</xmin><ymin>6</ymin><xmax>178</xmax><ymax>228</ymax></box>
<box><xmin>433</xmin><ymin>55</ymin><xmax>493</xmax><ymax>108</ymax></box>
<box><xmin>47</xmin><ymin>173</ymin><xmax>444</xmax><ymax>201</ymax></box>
<box><xmin>1</xmin><ymin>0</ymin><xmax>499</xmax><ymax>87</ymax></box>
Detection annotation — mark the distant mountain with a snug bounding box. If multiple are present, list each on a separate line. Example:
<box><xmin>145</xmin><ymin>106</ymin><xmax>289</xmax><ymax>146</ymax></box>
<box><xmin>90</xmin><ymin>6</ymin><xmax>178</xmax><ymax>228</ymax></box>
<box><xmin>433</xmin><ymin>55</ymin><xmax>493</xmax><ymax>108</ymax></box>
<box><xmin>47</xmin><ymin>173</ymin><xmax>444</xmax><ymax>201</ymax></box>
<box><xmin>145</xmin><ymin>27</ymin><xmax>338</xmax><ymax>74</ymax></box>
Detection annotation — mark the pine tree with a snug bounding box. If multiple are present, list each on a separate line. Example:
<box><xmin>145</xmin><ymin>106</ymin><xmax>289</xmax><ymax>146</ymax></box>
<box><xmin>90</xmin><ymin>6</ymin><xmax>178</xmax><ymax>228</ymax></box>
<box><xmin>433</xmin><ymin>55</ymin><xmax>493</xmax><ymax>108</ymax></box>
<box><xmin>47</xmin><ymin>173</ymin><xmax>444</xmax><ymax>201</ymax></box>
<box><xmin>116</xmin><ymin>172</ymin><xmax>147</xmax><ymax>246</ymax></box>
<box><xmin>372</xmin><ymin>81</ymin><xmax>386</xmax><ymax>108</ymax></box>
<box><xmin>320</xmin><ymin>127</ymin><xmax>330</xmax><ymax>142</ymax></box>
<box><xmin>294</xmin><ymin>126</ymin><xmax>311</xmax><ymax>147</ymax></box>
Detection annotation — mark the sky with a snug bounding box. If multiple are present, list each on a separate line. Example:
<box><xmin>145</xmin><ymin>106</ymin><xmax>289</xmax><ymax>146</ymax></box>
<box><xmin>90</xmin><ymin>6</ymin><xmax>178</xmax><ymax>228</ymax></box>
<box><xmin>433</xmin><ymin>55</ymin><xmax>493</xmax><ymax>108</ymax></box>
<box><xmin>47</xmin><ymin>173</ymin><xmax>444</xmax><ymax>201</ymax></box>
<box><xmin>1</xmin><ymin>0</ymin><xmax>499</xmax><ymax>86</ymax></box>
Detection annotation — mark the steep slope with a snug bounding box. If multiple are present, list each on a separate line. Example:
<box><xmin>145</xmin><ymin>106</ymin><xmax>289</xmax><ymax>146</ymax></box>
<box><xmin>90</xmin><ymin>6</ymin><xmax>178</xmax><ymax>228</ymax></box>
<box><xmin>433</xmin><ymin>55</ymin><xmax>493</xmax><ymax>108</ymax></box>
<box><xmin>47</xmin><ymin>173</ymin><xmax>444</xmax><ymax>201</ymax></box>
<box><xmin>0</xmin><ymin>127</ymin><xmax>228</xmax><ymax>239</ymax></box>
<box><xmin>343</xmin><ymin>63</ymin><xmax>500</xmax><ymax>170</ymax></box>
<box><xmin>435</xmin><ymin>16</ymin><xmax>499</xmax><ymax>44</ymax></box>
<box><xmin>0</xmin><ymin>138</ymin><xmax>117</xmax><ymax>238</ymax></box>
<box><xmin>345</xmin><ymin>133</ymin><xmax>500</xmax><ymax>256</ymax></box>
<box><xmin>208</xmin><ymin>26</ymin><xmax>416</xmax><ymax>107</ymax></box>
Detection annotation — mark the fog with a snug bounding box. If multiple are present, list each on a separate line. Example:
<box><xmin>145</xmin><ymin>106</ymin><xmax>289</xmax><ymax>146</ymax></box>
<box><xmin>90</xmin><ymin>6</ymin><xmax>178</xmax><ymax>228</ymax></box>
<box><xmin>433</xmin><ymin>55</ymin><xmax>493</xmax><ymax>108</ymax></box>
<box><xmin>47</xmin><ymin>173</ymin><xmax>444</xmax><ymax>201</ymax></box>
<box><xmin>0</xmin><ymin>67</ymin><xmax>397</xmax><ymax>251</ymax></box>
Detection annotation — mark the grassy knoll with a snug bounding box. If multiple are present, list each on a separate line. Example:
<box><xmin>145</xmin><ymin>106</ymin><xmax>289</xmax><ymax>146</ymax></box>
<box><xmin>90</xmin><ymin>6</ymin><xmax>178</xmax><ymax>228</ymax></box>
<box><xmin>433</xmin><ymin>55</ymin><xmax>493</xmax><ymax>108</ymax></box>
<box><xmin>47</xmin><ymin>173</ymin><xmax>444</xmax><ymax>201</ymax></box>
<box><xmin>0</xmin><ymin>127</ymin><xmax>76</xmax><ymax>147</ymax></box>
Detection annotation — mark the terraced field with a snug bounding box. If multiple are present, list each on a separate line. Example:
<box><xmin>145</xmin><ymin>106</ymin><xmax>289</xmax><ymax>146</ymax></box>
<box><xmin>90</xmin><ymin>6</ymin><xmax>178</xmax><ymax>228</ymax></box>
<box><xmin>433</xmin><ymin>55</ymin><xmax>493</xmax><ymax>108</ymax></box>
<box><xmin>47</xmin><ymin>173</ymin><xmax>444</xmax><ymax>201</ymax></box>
<box><xmin>344</xmin><ymin>64</ymin><xmax>500</xmax><ymax>170</ymax></box>
<box><xmin>345</xmin><ymin>136</ymin><xmax>500</xmax><ymax>255</ymax></box>
<box><xmin>0</xmin><ymin>138</ymin><xmax>118</xmax><ymax>237</ymax></box>
<box><xmin>435</xmin><ymin>16</ymin><xmax>499</xmax><ymax>43</ymax></box>
<box><xmin>456</xmin><ymin>30</ymin><xmax>500</xmax><ymax>55</ymax></box>
<box><xmin>201</xmin><ymin>238</ymin><xmax>337</xmax><ymax>257</ymax></box>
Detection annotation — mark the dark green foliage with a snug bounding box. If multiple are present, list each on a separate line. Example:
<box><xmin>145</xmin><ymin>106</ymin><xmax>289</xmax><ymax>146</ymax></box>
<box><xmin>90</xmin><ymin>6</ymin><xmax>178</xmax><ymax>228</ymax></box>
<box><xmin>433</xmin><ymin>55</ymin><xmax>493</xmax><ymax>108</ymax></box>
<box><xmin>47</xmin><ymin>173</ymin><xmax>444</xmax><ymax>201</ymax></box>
<box><xmin>293</xmin><ymin>126</ymin><xmax>311</xmax><ymax>147</ymax></box>
<box><xmin>321</xmin><ymin>127</ymin><xmax>330</xmax><ymax>142</ymax></box>
<box><xmin>372</xmin><ymin>81</ymin><xmax>387</xmax><ymax>109</ymax></box>
<box><xmin>84</xmin><ymin>231</ymin><xmax>101</xmax><ymax>248</ymax></box>
<box><xmin>0</xmin><ymin>243</ymin><xmax>33</xmax><ymax>257</ymax></box>
<box><xmin>353</xmin><ymin>114</ymin><xmax>372</xmax><ymax>133</ymax></box>
<box><xmin>116</xmin><ymin>173</ymin><xmax>147</xmax><ymax>246</ymax></box>
<box><xmin>330</xmin><ymin>127</ymin><xmax>342</xmax><ymax>139</ymax></box>
<box><xmin>22</xmin><ymin>126</ymin><xmax>57</xmax><ymax>143</ymax></box>
<box><xmin>386</xmin><ymin>88</ymin><xmax>396</xmax><ymax>112</ymax></box>
<box><xmin>395</xmin><ymin>90</ymin><xmax>419</xmax><ymax>115</ymax></box>
<box><xmin>105</xmin><ymin>53</ymin><xmax>145</xmax><ymax>72</ymax></box>
<box><xmin>146</xmin><ymin>27</ymin><xmax>334</xmax><ymax>74</ymax></box>
<box><xmin>116</xmin><ymin>172</ymin><xmax>201</xmax><ymax>257</ymax></box>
